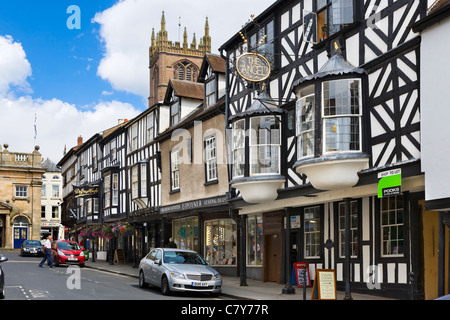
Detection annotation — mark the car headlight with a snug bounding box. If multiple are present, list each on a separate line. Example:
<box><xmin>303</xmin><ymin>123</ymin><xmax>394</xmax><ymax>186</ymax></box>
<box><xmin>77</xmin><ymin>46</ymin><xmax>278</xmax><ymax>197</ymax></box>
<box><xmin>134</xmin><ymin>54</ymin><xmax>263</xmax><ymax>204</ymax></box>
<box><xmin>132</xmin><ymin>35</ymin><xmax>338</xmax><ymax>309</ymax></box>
<box><xmin>57</xmin><ymin>250</ymin><xmax>66</xmax><ymax>256</ymax></box>
<box><xmin>213</xmin><ymin>272</ymin><xmax>221</xmax><ymax>279</ymax></box>
<box><xmin>170</xmin><ymin>271</ymin><xmax>186</xmax><ymax>280</ymax></box>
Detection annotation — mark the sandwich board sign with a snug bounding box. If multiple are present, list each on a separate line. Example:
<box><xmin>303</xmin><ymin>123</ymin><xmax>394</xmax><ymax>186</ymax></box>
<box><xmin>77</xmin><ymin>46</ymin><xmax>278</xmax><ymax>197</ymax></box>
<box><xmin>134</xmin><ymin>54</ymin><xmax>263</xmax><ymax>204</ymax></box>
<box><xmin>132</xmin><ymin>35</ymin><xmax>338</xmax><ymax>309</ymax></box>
<box><xmin>294</xmin><ymin>262</ymin><xmax>311</xmax><ymax>287</ymax></box>
<box><xmin>311</xmin><ymin>269</ymin><xmax>337</xmax><ymax>300</ymax></box>
<box><xmin>378</xmin><ymin>169</ymin><xmax>402</xmax><ymax>198</ymax></box>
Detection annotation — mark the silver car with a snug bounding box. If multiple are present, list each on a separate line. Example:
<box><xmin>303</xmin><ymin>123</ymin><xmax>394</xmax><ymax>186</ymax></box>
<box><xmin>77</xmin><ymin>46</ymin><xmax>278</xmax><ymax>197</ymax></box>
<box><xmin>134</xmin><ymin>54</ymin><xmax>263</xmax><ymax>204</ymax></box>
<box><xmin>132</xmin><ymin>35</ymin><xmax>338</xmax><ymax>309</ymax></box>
<box><xmin>139</xmin><ymin>248</ymin><xmax>222</xmax><ymax>296</ymax></box>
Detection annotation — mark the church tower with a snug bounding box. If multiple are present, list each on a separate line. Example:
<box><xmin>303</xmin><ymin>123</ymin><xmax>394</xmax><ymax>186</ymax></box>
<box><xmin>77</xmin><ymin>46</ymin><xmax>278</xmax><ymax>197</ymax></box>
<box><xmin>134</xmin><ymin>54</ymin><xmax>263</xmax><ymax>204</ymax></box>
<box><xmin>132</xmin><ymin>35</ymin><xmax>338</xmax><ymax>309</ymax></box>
<box><xmin>148</xmin><ymin>12</ymin><xmax>212</xmax><ymax>107</ymax></box>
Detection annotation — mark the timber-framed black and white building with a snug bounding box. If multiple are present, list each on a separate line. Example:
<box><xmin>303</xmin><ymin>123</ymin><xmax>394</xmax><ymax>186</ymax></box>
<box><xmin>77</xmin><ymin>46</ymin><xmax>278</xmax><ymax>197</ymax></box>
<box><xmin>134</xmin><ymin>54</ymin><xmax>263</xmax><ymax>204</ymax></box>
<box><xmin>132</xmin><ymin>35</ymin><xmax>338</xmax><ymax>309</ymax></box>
<box><xmin>219</xmin><ymin>0</ymin><xmax>433</xmax><ymax>299</ymax></box>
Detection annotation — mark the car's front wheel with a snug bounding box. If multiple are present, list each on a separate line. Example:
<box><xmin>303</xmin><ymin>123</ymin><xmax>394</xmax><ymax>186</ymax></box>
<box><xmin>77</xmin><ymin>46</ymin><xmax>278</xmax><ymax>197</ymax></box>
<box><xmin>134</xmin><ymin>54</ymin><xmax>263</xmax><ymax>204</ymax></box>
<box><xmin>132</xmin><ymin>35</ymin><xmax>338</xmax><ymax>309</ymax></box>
<box><xmin>161</xmin><ymin>275</ymin><xmax>171</xmax><ymax>296</ymax></box>
<box><xmin>139</xmin><ymin>270</ymin><xmax>148</xmax><ymax>289</ymax></box>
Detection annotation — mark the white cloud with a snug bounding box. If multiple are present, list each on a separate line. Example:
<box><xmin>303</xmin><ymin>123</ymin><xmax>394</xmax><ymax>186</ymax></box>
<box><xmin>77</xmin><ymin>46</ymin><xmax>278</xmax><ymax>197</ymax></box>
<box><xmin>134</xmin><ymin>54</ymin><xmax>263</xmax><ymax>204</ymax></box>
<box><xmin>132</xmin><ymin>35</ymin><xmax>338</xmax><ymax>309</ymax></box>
<box><xmin>93</xmin><ymin>0</ymin><xmax>275</xmax><ymax>98</ymax></box>
<box><xmin>0</xmin><ymin>95</ymin><xmax>141</xmax><ymax>163</ymax></box>
<box><xmin>0</xmin><ymin>35</ymin><xmax>32</xmax><ymax>94</ymax></box>
<box><xmin>0</xmin><ymin>35</ymin><xmax>141</xmax><ymax>163</ymax></box>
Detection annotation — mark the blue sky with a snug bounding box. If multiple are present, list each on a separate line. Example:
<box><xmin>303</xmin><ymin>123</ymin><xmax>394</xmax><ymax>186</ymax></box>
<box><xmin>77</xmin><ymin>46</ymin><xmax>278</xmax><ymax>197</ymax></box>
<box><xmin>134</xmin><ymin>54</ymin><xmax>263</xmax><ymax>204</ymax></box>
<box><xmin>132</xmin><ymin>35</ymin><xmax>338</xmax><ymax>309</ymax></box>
<box><xmin>0</xmin><ymin>1</ymin><xmax>144</xmax><ymax>109</ymax></box>
<box><xmin>0</xmin><ymin>0</ymin><xmax>275</xmax><ymax>162</ymax></box>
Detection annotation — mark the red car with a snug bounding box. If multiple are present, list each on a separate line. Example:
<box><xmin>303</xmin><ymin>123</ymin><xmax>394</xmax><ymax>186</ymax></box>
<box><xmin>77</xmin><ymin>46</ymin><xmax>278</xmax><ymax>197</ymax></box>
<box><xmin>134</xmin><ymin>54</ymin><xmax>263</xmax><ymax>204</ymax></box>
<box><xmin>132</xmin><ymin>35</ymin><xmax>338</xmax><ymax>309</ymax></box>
<box><xmin>51</xmin><ymin>241</ymin><xmax>85</xmax><ymax>267</ymax></box>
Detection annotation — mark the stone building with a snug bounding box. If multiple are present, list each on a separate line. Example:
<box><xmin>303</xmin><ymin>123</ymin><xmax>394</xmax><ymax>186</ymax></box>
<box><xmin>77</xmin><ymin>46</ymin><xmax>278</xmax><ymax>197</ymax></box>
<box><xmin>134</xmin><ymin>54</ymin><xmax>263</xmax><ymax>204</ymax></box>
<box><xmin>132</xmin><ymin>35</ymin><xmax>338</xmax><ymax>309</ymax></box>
<box><xmin>0</xmin><ymin>144</ymin><xmax>45</xmax><ymax>249</ymax></box>
<box><xmin>148</xmin><ymin>11</ymin><xmax>211</xmax><ymax>106</ymax></box>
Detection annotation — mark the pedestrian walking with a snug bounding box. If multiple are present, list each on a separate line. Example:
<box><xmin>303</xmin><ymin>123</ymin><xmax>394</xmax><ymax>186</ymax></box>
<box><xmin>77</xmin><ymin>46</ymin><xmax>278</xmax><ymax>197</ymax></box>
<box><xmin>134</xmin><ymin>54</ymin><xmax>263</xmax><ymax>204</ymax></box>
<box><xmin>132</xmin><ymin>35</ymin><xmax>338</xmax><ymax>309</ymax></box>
<box><xmin>39</xmin><ymin>235</ymin><xmax>54</xmax><ymax>268</ymax></box>
<box><xmin>166</xmin><ymin>237</ymin><xmax>177</xmax><ymax>248</ymax></box>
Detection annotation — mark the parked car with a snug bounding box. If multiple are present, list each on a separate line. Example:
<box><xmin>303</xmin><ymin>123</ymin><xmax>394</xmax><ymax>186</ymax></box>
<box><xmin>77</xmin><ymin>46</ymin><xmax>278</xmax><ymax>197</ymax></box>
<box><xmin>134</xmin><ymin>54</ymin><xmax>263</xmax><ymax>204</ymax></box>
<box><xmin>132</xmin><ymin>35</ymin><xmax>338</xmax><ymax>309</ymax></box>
<box><xmin>20</xmin><ymin>240</ymin><xmax>44</xmax><ymax>257</ymax></box>
<box><xmin>0</xmin><ymin>254</ymin><xmax>8</xmax><ymax>299</ymax></box>
<box><xmin>51</xmin><ymin>240</ymin><xmax>85</xmax><ymax>267</ymax></box>
<box><xmin>138</xmin><ymin>248</ymin><xmax>222</xmax><ymax>296</ymax></box>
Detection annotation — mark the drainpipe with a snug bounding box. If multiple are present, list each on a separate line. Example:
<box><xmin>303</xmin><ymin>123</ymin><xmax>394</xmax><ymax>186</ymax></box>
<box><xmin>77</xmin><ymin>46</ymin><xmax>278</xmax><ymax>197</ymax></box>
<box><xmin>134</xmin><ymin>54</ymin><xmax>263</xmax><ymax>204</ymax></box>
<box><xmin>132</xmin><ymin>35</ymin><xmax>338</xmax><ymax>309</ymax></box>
<box><xmin>343</xmin><ymin>198</ymin><xmax>353</xmax><ymax>300</ymax></box>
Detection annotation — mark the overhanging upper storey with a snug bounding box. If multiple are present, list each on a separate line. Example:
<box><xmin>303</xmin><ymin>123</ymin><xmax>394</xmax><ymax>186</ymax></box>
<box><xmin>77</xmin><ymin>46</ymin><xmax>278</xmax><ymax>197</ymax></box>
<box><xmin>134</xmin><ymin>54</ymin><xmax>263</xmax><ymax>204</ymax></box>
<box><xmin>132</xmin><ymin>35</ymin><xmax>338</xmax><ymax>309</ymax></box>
<box><xmin>292</xmin><ymin>53</ymin><xmax>369</xmax><ymax>191</ymax></box>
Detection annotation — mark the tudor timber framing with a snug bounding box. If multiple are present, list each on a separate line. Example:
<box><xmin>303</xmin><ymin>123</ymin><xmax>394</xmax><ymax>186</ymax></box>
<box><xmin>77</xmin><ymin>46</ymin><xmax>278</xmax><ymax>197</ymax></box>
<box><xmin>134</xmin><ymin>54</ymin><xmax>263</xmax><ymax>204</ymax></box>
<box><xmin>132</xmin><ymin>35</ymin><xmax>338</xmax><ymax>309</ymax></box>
<box><xmin>223</xmin><ymin>0</ymin><xmax>427</xmax><ymax>191</ymax></box>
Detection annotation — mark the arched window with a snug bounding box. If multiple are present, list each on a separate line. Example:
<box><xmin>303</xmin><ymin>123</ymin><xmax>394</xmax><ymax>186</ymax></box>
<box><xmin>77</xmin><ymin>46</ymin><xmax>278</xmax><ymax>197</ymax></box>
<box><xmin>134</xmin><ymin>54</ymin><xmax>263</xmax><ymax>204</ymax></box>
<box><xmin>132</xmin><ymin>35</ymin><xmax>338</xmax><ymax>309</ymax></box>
<box><xmin>173</xmin><ymin>60</ymin><xmax>198</xmax><ymax>82</ymax></box>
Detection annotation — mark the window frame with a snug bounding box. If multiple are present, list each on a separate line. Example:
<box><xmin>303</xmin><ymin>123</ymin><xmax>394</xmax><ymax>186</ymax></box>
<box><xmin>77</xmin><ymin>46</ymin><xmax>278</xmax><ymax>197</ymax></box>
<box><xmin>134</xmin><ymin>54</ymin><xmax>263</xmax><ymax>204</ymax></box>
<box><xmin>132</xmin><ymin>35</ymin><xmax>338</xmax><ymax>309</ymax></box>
<box><xmin>232</xmin><ymin>120</ymin><xmax>246</xmax><ymax>179</ymax></box>
<box><xmin>249</xmin><ymin>115</ymin><xmax>281</xmax><ymax>176</ymax></box>
<box><xmin>296</xmin><ymin>85</ymin><xmax>316</xmax><ymax>160</ymax></box>
<box><xmin>204</xmin><ymin>135</ymin><xmax>218</xmax><ymax>183</ymax></box>
<box><xmin>205</xmin><ymin>76</ymin><xmax>217</xmax><ymax>108</ymax></box>
<box><xmin>170</xmin><ymin>149</ymin><xmax>180</xmax><ymax>192</ymax></box>
<box><xmin>380</xmin><ymin>195</ymin><xmax>405</xmax><ymax>258</ymax></box>
<box><xmin>321</xmin><ymin>78</ymin><xmax>363</xmax><ymax>155</ymax></box>
<box><xmin>15</xmin><ymin>186</ymin><xmax>28</xmax><ymax>198</ymax></box>
<box><xmin>337</xmin><ymin>199</ymin><xmax>360</xmax><ymax>259</ymax></box>
<box><xmin>303</xmin><ymin>206</ymin><xmax>322</xmax><ymax>259</ymax></box>
<box><xmin>170</xmin><ymin>99</ymin><xmax>181</xmax><ymax>127</ymax></box>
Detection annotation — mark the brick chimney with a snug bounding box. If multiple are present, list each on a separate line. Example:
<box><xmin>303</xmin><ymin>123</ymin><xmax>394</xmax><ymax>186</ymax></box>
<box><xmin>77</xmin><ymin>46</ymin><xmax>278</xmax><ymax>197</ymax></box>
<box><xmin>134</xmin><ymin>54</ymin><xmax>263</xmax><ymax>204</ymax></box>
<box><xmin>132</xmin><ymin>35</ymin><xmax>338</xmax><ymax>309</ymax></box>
<box><xmin>77</xmin><ymin>136</ymin><xmax>83</xmax><ymax>146</ymax></box>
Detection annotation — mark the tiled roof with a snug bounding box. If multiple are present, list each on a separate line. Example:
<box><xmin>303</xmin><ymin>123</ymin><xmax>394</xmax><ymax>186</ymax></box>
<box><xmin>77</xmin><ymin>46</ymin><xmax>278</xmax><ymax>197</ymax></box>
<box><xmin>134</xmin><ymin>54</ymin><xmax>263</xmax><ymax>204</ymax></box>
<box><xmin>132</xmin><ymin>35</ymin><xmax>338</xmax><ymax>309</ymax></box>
<box><xmin>170</xmin><ymin>79</ymin><xmax>204</xmax><ymax>100</ymax></box>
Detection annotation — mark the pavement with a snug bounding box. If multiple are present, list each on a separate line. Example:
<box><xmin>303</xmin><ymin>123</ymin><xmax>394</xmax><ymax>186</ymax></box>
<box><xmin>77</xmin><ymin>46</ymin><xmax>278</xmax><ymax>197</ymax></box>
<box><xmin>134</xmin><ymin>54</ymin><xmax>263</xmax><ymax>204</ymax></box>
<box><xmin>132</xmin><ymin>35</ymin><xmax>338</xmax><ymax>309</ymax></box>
<box><xmin>84</xmin><ymin>259</ymin><xmax>394</xmax><ymax>300</ymax></box>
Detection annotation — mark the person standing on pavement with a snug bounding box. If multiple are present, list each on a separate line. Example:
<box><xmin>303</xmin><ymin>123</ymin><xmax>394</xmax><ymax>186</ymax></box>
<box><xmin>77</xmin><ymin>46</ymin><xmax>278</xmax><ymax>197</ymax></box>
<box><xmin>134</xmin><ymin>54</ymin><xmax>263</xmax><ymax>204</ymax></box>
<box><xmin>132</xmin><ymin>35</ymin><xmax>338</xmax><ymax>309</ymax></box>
<box><xmin>39</xmin><ymin>235</ymin><xmax>54</xmax><ymax>268</ymax></box>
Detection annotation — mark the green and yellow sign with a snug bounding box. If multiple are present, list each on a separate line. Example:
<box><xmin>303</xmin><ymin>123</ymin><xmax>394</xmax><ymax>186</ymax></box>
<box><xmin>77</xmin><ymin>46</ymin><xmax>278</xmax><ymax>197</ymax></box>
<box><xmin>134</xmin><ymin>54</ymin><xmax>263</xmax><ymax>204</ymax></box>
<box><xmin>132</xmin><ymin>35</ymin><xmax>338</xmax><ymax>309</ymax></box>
<box><xmin>378</xmin><ymin>169</ymin><xmax>402</xmax><ymax>198</ymax></box>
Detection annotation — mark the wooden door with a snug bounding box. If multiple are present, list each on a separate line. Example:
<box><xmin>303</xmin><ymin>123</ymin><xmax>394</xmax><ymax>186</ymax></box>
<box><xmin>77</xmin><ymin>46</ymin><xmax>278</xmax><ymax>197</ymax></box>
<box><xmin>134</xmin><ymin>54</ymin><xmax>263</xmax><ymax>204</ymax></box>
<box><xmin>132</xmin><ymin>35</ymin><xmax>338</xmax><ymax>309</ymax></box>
<box><xmin>264</xmin><ymin>233</ymin><xmax>282</xmax><ymax>283</ymax></box>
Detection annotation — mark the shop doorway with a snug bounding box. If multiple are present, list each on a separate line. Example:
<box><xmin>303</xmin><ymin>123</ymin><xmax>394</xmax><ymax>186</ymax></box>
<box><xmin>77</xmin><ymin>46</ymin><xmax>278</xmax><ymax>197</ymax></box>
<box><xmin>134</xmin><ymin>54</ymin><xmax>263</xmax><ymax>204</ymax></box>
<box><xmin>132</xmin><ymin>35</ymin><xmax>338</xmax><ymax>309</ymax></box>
<box><xmin>263</xmin><ymin>232</ymin><xmax>282</xmax><ymax>283</ymax></box>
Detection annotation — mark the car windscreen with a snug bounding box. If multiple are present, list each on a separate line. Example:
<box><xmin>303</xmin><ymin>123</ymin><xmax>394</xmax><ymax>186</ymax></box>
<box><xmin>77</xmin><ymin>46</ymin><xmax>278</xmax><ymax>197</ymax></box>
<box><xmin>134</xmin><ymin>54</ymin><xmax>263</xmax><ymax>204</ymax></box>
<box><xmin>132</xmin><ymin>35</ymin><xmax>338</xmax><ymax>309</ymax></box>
<box><xmin>24</xmin><ymin>241</ymin><xmax>41</xmax><ymax>246</ymax></box>
<box><xmin>58</xmin><ymin>242</ymin><xmax>80</xmax><ymax>250</ymax></box>
<box><xmin>163</xmin><ymin>251</ymin><xmax>207</xmax><ymax>265</ymax></box>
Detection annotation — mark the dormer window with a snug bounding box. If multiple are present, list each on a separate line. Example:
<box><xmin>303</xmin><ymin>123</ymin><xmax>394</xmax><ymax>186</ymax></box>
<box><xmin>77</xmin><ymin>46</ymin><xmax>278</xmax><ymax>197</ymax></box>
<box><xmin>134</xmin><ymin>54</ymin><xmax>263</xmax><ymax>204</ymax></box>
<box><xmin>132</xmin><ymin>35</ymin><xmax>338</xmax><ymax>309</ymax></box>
<box><xmin>170</xmin><ymin>100</ymin><xmax>180</xmax><ymax>126</ymax></box>
<box><xmin>205</xmin><ymin>78</ymin><xmax>216</xmax><ymax>107</ymax></box>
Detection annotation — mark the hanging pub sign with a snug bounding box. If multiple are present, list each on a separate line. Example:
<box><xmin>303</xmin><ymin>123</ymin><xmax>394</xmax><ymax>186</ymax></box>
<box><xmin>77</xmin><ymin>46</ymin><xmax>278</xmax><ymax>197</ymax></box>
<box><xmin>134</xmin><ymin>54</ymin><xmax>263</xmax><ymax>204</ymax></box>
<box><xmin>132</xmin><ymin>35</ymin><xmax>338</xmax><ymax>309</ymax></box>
<box><xmin>73</xmin><ymin>185</ymin><xmax>99</xmax><ymax>199</ymax></box>
<box><xmin>377</xmin><ymin>169</ymin><xmax>402</xmax><ymax>198</ymax></box>
<box><xmin>236</xmin><ymin>53</ymin><xmax>271</xmax><ymax>82</ymax></box>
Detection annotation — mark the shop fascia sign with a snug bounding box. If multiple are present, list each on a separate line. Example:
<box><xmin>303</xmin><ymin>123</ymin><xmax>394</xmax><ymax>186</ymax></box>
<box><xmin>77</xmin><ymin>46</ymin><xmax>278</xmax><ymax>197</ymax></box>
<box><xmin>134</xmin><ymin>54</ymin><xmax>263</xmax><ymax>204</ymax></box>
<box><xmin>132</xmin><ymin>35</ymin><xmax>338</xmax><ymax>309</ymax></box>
<box><xmin>73</xmin><ymin>185</ymin><xmax>99</xmax><ymax>198</ymax></box>
<box><xmin>377</xmin><ymin>169</ymin><xmax>402</xmax><ymax>198</ymax></box>
<box><xmin>160</xmin><ymin>196</ymin><xmax>227</xmax><ymax>214</ymax></box>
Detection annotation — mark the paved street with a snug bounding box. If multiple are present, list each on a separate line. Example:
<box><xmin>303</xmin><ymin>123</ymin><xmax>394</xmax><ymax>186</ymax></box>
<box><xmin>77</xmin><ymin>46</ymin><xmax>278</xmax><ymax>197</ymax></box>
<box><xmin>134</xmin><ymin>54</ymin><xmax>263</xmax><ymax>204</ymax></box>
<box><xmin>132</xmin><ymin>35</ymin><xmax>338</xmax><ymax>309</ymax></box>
<box><xmin>0</xmin><ymin>251</ymin><xmax>230</xmax><ymax>300</ymax></box>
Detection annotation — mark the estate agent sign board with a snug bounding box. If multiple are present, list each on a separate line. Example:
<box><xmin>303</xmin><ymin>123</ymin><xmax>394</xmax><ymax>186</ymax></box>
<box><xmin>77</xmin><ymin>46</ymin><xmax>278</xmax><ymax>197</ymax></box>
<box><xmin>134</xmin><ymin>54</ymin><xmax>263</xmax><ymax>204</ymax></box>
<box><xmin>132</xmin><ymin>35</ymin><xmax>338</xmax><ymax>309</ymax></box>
<box><xmin>377</xmin><ymin>169</ymin><xmax>402</xmax><ymax>198</ymax></box>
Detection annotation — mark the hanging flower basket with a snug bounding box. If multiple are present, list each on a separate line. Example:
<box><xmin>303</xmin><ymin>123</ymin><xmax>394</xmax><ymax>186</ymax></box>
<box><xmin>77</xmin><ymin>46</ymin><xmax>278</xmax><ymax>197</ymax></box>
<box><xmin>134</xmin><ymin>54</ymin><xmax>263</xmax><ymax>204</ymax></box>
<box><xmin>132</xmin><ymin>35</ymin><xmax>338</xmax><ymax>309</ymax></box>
<box><xmin>100</xmin><ymin>225</ymin><xmax>114</xmax><ymax>240</ymax></box>
<box><xmin>111</xmin><ymin>222</ymin><xmax>134</xmax><ymax>237</ymax></box>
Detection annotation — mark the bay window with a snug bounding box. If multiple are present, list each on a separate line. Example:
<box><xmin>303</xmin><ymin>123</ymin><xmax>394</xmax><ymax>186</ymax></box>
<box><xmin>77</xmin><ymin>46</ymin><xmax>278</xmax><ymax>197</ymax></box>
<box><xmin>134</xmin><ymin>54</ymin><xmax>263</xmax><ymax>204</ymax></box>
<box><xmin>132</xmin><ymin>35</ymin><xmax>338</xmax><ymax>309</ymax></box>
<box><xmin>304</xmin><ymin>0</ymin><xmax>355</xmax><ymax>43</ymax></box>
<box><xmin>112</xmin><ymin>173</ymin><xmax>119</xmax><ymax>206</ymax></box>
<box><xmin>250</xmin><ymin>116</ymin><xmax>281</xmax><ymax>175</ymax></box>
<box><xmin>296</xmin><ymin>85</ymin><xmax>315</xmax><ymax>159</ymax></box>
<box><xmin>323</xmin><ymin>79</ymin><xmax>362</xmax><ymax>153</ymax></box>
<box><xmin>232</xmin><ymin>120</ymin><xmax>245</xmax><ymax>178</ymax></box>
<box><xmin>104</xmin><ymin>174</ymin><xmax>111</xmax><ymax>208</ymax></box>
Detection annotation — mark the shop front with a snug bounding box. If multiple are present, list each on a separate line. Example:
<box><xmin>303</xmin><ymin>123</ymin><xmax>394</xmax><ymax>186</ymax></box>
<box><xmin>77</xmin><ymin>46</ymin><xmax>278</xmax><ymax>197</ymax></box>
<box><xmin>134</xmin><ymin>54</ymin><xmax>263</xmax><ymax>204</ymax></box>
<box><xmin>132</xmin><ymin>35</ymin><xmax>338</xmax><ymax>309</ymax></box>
<box><xmin>160</xmin><ymin>195</ymin><xmax>238</xmax><ymax>276</ymax></box>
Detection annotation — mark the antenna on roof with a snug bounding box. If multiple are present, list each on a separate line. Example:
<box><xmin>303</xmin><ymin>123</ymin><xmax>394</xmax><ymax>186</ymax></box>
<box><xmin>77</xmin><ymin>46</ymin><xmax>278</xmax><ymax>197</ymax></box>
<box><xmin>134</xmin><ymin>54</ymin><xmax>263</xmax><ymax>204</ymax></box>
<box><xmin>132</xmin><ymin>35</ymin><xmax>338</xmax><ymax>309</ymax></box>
<box><xmin>178</xmin><ymin>17</ymin><xmax>182</xmax><ymax>43</ymax></box>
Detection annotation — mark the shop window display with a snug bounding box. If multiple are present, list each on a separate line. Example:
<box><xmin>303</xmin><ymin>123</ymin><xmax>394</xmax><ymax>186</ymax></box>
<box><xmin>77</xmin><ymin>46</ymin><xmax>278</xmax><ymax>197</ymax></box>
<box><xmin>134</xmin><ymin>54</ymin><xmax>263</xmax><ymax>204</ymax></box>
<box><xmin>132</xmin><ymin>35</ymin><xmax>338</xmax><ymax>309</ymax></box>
<box><xmin>205</xmin><ymin>219</ymin><xmax>237</xmax><ymax>266</ymax></box>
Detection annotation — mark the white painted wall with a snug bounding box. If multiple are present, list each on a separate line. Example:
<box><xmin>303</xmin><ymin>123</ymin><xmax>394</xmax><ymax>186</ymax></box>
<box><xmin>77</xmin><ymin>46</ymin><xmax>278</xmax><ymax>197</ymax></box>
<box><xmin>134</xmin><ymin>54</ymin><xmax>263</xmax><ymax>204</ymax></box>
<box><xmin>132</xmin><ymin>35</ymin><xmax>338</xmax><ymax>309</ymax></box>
<box><xmin>420</xmin><ymin>16</ymin><xmax>450</xmax><ymax>202</ymax></box>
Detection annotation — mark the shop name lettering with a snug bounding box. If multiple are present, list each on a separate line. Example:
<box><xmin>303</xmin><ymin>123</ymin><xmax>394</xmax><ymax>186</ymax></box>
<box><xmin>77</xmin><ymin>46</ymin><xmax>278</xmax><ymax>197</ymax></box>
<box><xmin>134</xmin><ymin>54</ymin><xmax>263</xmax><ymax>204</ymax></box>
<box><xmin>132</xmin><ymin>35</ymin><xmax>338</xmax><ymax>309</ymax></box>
<box><xmin>160</xmin><ymin>197</ymin><xmax>226</xmax><ymax>213</ymax></box>
<box><xmin>74</xmin><ymin>187</ymin><xmax>98</xmax><ymax>198</ymax></box>
<box><xmin>237</xmin><ymin>54</ymin><xmax>270</xmax><ymax>81</ymax></box>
